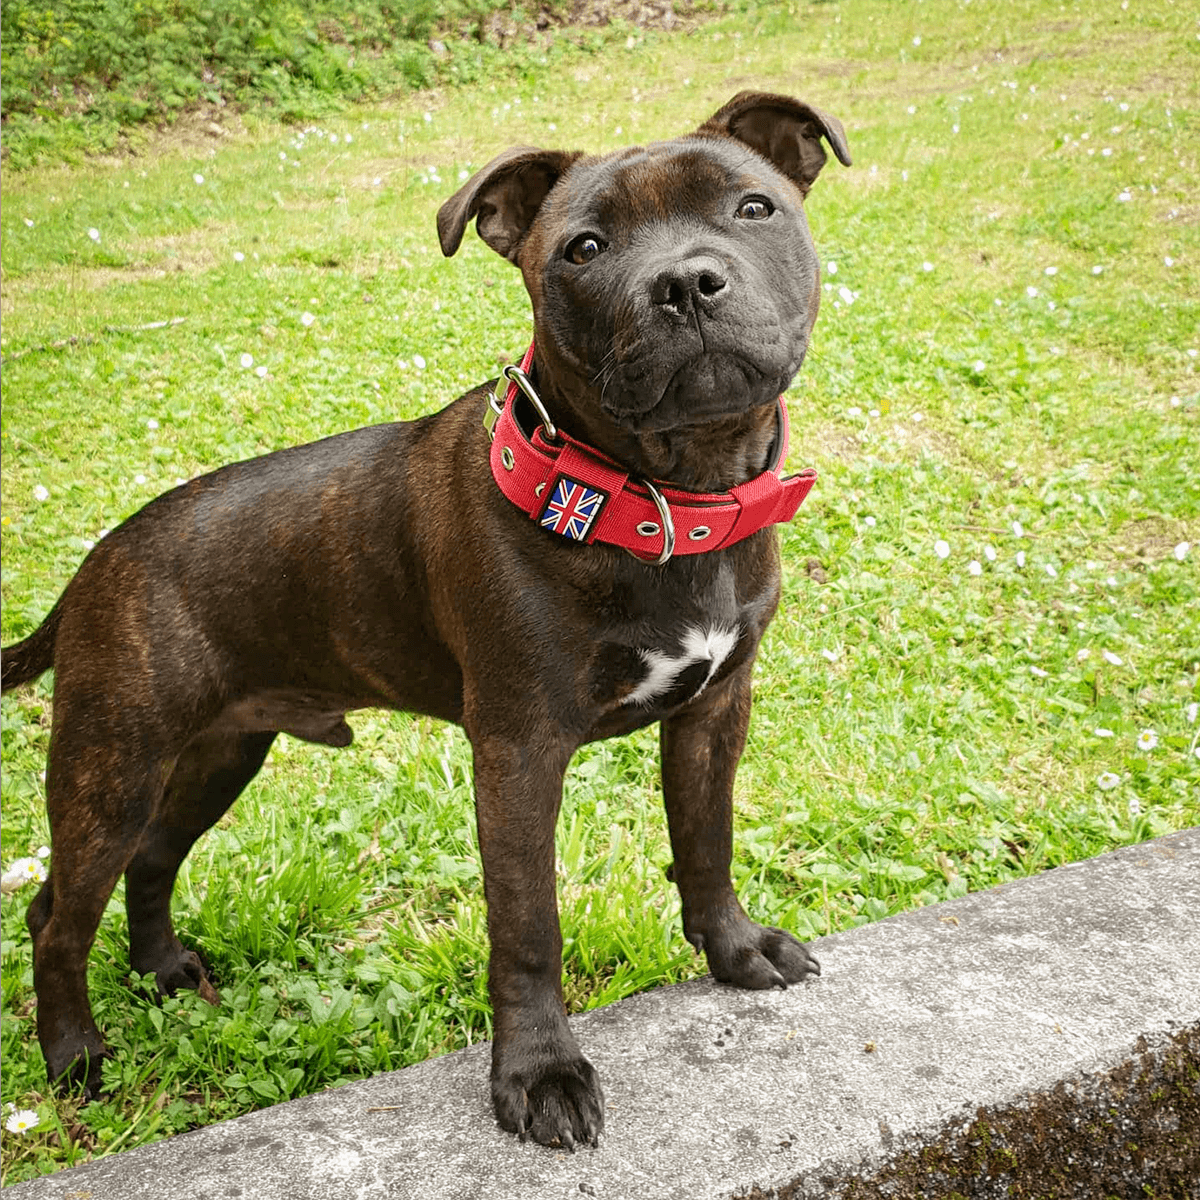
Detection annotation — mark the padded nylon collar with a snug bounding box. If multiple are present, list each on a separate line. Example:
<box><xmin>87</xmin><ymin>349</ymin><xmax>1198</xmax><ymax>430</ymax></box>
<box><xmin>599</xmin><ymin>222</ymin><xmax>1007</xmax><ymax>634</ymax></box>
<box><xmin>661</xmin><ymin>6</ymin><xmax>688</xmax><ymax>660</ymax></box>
<box><xmin>486</xmin><ymin>343</ymin><xmax>817</xmax><ymax>563</ymax></box>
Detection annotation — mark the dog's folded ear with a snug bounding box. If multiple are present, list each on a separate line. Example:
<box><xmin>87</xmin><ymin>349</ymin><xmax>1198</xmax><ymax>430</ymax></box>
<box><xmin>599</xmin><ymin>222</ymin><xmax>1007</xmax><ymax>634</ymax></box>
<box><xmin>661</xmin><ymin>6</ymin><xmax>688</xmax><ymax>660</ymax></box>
<box><xmin>698</xmin><ymin>91</ymin><xmax>851</xmax><ymax>197</ymax></box>
<box><xmin>437</xmin><ymin>147</ymin><xmax>583</xmax><ymax>262</ymax></box>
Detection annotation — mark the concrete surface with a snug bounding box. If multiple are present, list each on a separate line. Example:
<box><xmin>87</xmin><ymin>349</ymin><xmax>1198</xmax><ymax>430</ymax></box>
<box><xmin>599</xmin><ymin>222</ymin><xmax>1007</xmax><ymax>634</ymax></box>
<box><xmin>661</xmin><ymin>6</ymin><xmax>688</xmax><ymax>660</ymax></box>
<box><xmin>8</xmin><ymin>827</ymin><xmax>1199</xmax><ymax>1200</ymax></box>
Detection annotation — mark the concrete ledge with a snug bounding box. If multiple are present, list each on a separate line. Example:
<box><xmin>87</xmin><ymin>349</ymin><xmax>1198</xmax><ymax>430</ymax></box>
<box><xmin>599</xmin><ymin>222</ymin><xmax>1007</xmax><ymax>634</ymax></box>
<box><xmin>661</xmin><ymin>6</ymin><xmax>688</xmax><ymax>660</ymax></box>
<box><xmin>9</xmin><ymin>828</ymin><xmax>1199</xmax><ymax>1199</ymax></box>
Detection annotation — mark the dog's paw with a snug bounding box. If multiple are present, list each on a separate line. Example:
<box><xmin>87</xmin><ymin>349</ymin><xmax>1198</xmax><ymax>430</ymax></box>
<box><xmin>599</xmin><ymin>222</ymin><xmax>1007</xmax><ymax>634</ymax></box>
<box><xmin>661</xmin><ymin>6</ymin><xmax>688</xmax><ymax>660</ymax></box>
<box><xmin>492</xmin><ymin>1053</ymin><xmax>605</xmax><ymax>1150</ymax></box>
<box><xmin>704</xmin><ymin>920</ymin><xmax>820</xmax><ymax>990</ymax></box>
<box><xmin>157</xmin><ymin>948</ymin><xmax>220</xmax><ymax>1004</ymax></box>
<box><xmin>47</xmin><ymin>1037</ymin><xmax>111</xmax><ymax>1102</ymax></box>
<box><xmin>132</xmin><ymin>940</ymin><xmax>221</xmax><ymax>1005</ymax></box>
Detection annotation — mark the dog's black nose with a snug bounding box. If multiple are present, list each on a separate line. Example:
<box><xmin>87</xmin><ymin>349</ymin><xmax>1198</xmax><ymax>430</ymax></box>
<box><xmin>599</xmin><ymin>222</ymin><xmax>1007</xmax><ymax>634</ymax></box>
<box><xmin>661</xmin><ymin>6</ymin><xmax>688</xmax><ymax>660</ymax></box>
<box><xmin>650</xmin><ymin>256</ymin><xmax>728</xmax><ymax>317</ymax></box>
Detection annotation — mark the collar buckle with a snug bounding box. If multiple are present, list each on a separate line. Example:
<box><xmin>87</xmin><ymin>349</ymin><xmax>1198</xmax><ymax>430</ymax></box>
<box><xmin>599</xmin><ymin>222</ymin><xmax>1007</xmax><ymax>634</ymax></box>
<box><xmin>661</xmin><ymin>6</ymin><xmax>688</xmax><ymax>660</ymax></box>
<box><xmin>483</xmin><ymin>386</ymin><xmax>505</xmax><ymax>442</ymax></box>
<box><xmin>502</xmin><ymin>363</ymin><xmax>559</xmax><ymax>443</ymax></box>
<box><xmin>485</xmin><ymin>362</ymin><xmax>559</xmax><ymax>445</ymax></box>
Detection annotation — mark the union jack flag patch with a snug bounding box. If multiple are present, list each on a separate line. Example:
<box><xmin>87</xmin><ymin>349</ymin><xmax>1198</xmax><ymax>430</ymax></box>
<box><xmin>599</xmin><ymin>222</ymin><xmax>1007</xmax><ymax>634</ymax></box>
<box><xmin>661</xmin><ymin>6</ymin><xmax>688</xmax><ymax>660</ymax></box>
<box><xmin>539</xmin><ymin>476</ymin><xmax>607</xmax><ymax>541</ymax></box>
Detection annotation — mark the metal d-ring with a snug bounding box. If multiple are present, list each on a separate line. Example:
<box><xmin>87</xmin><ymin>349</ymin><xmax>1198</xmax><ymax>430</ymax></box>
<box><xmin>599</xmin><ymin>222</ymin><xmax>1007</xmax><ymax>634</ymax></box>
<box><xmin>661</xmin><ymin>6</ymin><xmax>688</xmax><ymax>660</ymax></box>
<box><xmin>630</xmin><ymin>478</ymin><xmax>676</xmax><ymax>567</ymax></box>
<box><xmin>502</xmin><ymin>364</ymin><xmax>558</xmax><ymax>443</ymax></box>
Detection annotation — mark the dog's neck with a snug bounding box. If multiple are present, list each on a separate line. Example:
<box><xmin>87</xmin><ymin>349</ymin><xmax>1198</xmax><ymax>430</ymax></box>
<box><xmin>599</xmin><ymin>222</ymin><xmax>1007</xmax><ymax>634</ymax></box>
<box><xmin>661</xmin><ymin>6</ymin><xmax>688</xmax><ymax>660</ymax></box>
<box><xmin>624</xmin><ymin>409</ymin><xmax>783</xmax><ymax>494</ymax></box>
<box><xmin>485</xmin><ymin>348</ymin><xmax>817</xmax><ymax>562</ymax></box>
<box><xmin>529</xmin><ymin>357</ymin><xmax>783</xmax><ymax>495</ymax></box>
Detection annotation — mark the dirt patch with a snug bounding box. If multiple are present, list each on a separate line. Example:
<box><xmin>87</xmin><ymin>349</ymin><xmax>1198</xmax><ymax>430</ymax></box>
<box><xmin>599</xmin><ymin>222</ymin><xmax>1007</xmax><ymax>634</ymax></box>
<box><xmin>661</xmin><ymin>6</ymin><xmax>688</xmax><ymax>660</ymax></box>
<box><xmin>1112</xmin><ymin>515</ymin><xmax>1197</xmax><ymax>571</ymax></box>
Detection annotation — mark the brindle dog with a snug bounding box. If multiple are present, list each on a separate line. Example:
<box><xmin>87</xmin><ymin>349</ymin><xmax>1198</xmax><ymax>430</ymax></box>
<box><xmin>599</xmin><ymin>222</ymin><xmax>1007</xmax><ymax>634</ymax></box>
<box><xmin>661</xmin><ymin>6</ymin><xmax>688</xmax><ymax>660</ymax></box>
<box><xmin>1</xmin><ymin>91</ymin><xmax>850</xmax><ymax>1148</ymax></box>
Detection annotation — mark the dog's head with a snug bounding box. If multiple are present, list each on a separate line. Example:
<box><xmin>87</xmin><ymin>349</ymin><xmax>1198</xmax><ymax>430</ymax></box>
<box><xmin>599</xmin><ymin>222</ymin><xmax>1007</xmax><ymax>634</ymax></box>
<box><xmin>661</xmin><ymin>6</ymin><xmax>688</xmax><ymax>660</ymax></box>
<box><xmin>438</xmin><ymin>91</ymin><xmax>850</xmax><ymax>459</ymax></box>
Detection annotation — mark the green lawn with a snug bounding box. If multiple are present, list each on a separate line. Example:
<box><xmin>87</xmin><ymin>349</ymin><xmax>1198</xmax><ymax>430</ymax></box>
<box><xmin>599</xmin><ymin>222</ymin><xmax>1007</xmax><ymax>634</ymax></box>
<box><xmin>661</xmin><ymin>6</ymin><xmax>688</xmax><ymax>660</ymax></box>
<box><xmin>2</xmin><ymin>0</ymin><xmax>1198</xmax><ymax>1183</ymax></box>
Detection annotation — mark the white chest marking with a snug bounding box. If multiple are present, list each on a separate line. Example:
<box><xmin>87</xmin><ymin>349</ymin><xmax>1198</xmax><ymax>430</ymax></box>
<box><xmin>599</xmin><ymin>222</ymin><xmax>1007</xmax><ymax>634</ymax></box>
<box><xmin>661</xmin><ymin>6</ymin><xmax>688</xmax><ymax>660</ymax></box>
<box><xmin>623</xmin><ymin>625</ymin><xmax>739</xmax><ymax>708</ymax></box>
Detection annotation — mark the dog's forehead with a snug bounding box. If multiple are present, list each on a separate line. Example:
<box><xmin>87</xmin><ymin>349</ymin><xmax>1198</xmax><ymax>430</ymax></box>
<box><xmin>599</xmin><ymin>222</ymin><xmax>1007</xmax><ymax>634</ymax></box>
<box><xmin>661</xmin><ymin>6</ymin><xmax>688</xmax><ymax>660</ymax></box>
<box><xmin>547</xmin><ymin>136</ymin><xmax>780</xmax><ymax>226</ymax></box>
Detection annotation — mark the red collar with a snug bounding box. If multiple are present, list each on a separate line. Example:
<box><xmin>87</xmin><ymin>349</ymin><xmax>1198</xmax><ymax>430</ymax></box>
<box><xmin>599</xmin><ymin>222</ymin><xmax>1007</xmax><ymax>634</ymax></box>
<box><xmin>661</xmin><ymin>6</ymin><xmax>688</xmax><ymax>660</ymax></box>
<box><xmin>485</xmin><ymin>343</ymin><xmax>817</xmax><ymax>565</ymax></box>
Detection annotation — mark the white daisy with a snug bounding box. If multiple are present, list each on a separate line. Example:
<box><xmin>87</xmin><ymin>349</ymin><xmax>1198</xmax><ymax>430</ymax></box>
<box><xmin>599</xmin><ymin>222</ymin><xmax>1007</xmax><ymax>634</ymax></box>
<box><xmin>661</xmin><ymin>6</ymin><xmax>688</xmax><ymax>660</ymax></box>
<box><xmin>4</xmin><ymin>1109</ymin><xmax>39</xmax><ymax>1134</ymax></box>
<box><xmin>0</xmin><ymin>857</ymin><xmax>47</xmax><ymax>894</ymax></box>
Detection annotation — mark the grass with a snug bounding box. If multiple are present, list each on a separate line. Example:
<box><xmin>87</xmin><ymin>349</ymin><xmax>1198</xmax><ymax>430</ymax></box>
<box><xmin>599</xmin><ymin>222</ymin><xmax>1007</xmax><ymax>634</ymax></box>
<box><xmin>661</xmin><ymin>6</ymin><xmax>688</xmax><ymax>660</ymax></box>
<box><xmin>2</xmin><ymin>0</ymin><xmax>1198</xmax><ymax>1183</ymax></box>
<box><xmin>0</xmin><ymin>0</ymin><xmax>597</xmax><ymax>169</ymax></box>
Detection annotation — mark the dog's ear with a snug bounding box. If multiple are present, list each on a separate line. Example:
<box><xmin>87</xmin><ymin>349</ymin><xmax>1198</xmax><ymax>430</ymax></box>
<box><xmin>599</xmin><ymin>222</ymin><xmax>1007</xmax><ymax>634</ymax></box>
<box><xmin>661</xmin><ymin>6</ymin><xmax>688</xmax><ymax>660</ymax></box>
<box><xmin>437</xmin><ymin>147</ymin><xmax>583</xmax><ymax>262</ymax></box>
<box><xmin>698</xmin><ymin>91</ymin><xmax>851</xmax><ymax>197</ymax></box>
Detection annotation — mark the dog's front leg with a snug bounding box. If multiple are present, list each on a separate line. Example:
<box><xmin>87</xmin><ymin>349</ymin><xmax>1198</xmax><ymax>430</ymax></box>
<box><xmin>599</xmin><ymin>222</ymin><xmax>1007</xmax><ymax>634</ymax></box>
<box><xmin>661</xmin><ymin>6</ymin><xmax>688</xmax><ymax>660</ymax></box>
<box><xmin>470</xmin><ymin>732</ymin><xmax>604</xmax><ymax>1149</ymax></box>
<box><xmin>661</xmin><ymin>668</ymin><xmax>821</xmax><ymax>989</ymax></box>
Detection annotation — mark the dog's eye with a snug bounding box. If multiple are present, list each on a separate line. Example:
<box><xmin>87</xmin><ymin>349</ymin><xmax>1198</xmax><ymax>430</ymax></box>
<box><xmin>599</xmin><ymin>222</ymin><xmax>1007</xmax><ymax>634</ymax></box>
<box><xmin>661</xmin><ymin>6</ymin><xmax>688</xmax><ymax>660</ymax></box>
<box><xmin>735</xmin><ymin>197</ymin><xmax>774</xmax><ymax>221</ymax></box>
<box><xmin>565</xmin><ymin>235</ymin><xmax>606</xmax><ymax>264</ymax></box>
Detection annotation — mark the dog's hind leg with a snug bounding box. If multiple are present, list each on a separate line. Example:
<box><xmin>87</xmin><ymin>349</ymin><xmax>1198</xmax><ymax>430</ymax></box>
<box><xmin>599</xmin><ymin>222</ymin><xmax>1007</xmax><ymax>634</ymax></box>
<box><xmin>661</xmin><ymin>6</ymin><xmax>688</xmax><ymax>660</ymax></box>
<box><xmin>30</xmin><ymin>753</ymin><xmax>164</xmax><ymax>1097</ymax></box>
<box><xmin>125</xmin><ymin>730</ymin><xmax>276</xmax><ymax>1000</ymax></box>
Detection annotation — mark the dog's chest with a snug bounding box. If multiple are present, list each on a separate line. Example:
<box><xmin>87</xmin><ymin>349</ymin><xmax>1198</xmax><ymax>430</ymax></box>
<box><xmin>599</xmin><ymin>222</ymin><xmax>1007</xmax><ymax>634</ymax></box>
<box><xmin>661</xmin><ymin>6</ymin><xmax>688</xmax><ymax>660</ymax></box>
<box><xmin>590</xmin><ymin>561</ymin><xmax>773</xmax><ymax>716</ymax></box>
<box><xmin>621</xmin><ymin>624</ymin><xmax>739</xmax><ymax>708</ymax></box>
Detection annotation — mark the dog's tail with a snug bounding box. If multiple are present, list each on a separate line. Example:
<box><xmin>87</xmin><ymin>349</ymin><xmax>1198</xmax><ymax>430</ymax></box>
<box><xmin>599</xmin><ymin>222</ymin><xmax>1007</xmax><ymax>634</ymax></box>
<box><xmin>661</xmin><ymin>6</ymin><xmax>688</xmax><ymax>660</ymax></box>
<box><xmin>1</xmin><ymin>602</ymin><xmax>61</xmax><ymax>693</ymax></box>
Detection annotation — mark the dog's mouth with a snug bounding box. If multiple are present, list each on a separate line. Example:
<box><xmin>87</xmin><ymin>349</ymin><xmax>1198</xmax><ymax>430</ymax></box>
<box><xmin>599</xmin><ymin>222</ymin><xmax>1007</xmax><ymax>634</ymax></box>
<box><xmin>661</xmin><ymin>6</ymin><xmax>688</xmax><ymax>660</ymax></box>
<box><xmin>600</xmin><ymin>348</ymin><xmax>795</xmax><ymax>433</ymax></box>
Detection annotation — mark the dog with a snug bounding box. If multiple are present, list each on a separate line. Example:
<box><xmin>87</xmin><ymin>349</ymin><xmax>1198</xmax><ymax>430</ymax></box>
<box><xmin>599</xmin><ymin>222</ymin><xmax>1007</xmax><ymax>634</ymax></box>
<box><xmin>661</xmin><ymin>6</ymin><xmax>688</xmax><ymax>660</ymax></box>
<box><xmin>1</xmin><ymin>91</ymin><xmax>849</xmax><ymax>1149</ymax></box>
